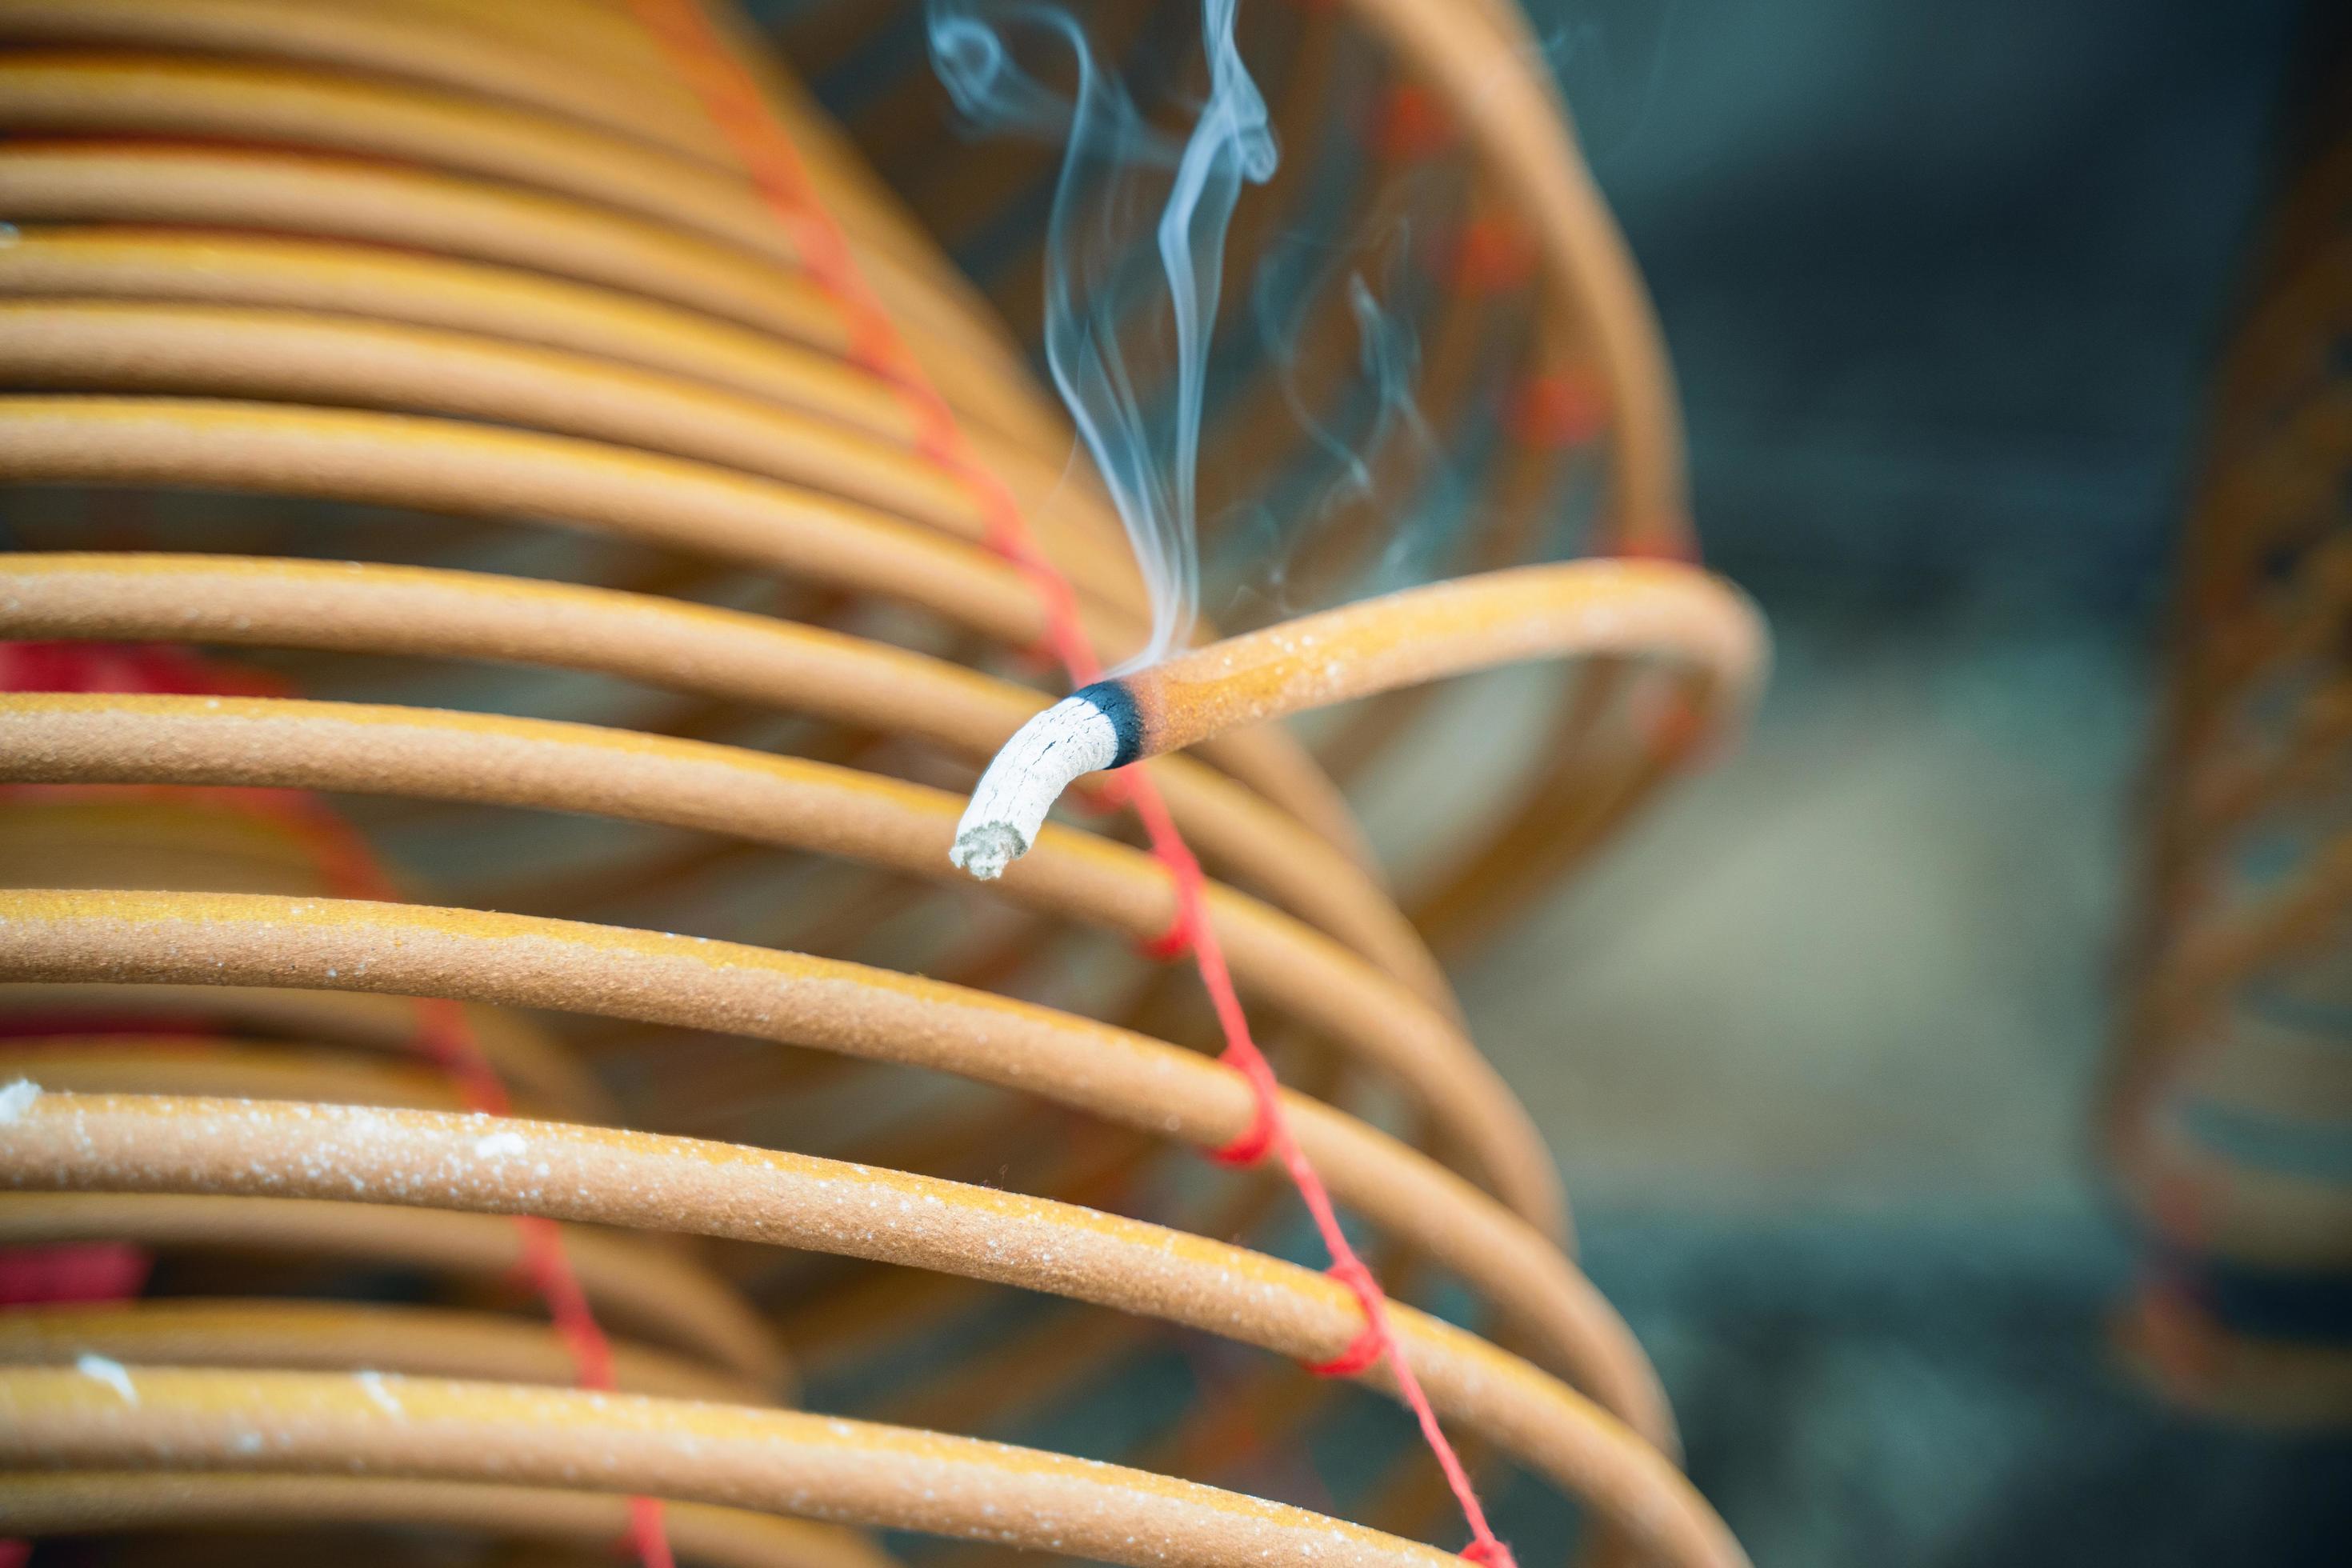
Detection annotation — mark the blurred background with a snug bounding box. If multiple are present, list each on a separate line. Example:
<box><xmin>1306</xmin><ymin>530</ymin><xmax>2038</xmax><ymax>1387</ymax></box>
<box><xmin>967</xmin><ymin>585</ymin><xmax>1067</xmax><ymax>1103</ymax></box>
<box><xmin>1440</xmin><ymin>1</ymin><xmax>2352</xmax><ymax>1562</ymax></box>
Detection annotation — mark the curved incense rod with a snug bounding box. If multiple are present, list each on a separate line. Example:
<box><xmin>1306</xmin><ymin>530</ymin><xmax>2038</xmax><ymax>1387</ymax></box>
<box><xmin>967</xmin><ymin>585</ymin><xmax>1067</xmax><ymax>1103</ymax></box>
<box><xmin>956</xmin><ymin>558</ymin><xmax>1766</xmax><ymax>876</ymax></box>
<box><xmin>0</xmin><ymin>1034</ymin><xmax>484</xmax><ymax>1112</ymax></box>
<box><xmin>0</xmin><ymin>890</ymin><xmax>1672</xmax><ymax>1438</ymax></box>
<box><xmin>0</xmin><ymin>1369</ymin><xmax>1466</xmax><ymax>1568</ymax></box>
<box><xmin>1</xmin><ymin>1192</ymin><xmax>788</xmax><ymax>1393</ymax></box>
<box><xmin>0</xmin><ymin>0</ymin><xmax>744</xmax><ymax>162</ymax></box>
<box><xmin>0</xmin><ymin>1473</ymin><xmax>890</xmax><ymax>1568</ymax></box>
<box><xmin>0</xmin><ymin>1298</ymin><xmax>761</xmax><ymax>1405</ymax></box>
<box><xmin>0</xmin><ymin>1093</ymin><xmax>1744</xmax><ymax>1568</ymax></box>
<box><xmin>0</xmin><ymin>981</ymin><xmax>606</xmax><ymax>1119</ymax></box>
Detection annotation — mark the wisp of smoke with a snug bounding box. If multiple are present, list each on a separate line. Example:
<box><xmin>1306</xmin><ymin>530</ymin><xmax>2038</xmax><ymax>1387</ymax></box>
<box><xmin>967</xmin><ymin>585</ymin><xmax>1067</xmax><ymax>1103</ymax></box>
<box><xmin>1221</xmin><ymin>219</ymin><xmax>1467</xmax><ymax>614</ymax></box>
<box><xmin>1343</xmin><ymin>272</ymin><xmax>1470</xmax><ymax>597</ymax></box>
<box><xmin>930</xmin><ymin>0</ymin><xmax>1277</xmax><ymax>666</ymax></box>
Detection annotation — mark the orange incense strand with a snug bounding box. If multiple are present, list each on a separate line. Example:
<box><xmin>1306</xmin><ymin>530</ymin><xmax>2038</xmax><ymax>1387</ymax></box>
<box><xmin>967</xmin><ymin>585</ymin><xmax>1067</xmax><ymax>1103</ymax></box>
<box><xmin>953</xmin><ymin>558</ymin><xmax>1765</xmax><ymax>878</ymax></box>
<box><xmin>626</xmin><ymin>3</ymin><xmax>1518</xmax><ymax>1563</ymax></box>
<box><xmin>1105</xmin><ymin>558</ymin><xmax>1763</xmax><ymax>762</ymax></box>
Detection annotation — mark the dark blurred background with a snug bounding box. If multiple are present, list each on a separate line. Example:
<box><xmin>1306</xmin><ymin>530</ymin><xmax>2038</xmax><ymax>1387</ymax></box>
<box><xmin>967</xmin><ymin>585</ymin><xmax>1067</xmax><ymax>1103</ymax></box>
<box><xmin>1440</xmin><ymin>1</ymin><xmax>2352</xmax><ymax>1562</ymax></box>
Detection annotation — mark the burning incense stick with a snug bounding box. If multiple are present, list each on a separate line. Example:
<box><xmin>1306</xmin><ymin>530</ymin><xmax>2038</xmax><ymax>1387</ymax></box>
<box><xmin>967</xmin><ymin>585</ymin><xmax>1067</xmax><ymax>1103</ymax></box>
<box><xmin>952</xmin><ymin>556</ymin><xmax>1766</xmax><ymax>878</ymax></box>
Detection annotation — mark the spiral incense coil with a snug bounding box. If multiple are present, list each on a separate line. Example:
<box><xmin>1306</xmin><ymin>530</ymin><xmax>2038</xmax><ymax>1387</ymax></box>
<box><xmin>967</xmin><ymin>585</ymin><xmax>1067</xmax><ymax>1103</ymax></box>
<box><xmin>2109</xmin><ymin>82</ymin><xmax>2352</xmax><ymax>1426</ymax></box>
<box><xmin>0</xmin><ymin>2</ymin><xmax>1762</xmax><ymax>1565</ymax></box>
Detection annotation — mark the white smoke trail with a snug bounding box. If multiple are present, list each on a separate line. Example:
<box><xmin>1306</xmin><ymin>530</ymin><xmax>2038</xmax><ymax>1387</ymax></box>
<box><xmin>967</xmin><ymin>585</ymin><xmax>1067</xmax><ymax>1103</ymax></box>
<box><xmin>1225</xmin><ymin>221</ymin><xmax>1468</xmax><ymax>611</ymax></box>
<box><xmin>930</xmin><ymin>0</ymin><xmax>1278</xmax><ymax>666</ymax></box>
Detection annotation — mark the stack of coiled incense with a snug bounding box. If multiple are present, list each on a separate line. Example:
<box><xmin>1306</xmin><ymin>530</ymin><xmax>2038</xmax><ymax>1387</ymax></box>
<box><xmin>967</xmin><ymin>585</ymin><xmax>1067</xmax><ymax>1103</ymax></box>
<box><xmin>2110</xmin><ymin>78</ymin><xmax>2352</xmax><ymax>1427</ymax></box>
<box><xmin>0</xmin><ymin>2</ymin><xmax>1761</xmax><ymax>1565</ymax></box>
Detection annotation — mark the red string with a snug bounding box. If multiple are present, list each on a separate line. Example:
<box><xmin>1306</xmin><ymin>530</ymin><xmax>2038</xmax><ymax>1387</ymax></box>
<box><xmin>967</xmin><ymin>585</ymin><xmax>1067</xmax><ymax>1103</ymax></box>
<box><xmin>0</xmin><ymin>640</ymin><xmax>674</xmax><ymax>1568</ymax></box>
<box><xmin>1507</xmin><ymin>370</ymin><xmax>1607</xmax><ymax>451</ymax></box>
<box><xmin>0</xmin><ymin>1242</ymin><xmax>151</xmax><ymax>1306</ymax></box>
<box><xmin>256</xmin><ymin>796</ymin><xmax>676</xmax><ymax>1568</ymax></box>
<box><xmin>621</xmin><ymin>9</ymin><xmax>1515</xmax><ymax>1564</ymax></box>
<box><xmin>1305</xmin><ymin>1258</ymin><xmax>1389</xmax><ymax>1378</ymax></box>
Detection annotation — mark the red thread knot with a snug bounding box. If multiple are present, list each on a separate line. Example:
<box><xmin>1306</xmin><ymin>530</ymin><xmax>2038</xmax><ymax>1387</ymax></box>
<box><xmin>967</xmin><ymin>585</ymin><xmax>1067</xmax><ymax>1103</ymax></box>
<box><xmin>1135</xmin><ymin>840</ymin><xmax>1207</xmax><ymax>961</ymax></box>
<box><xmin>1135</xmin><ymin>918</ymin><xmax>1194</xmax><ymax>962</ymax></box>
<box><xmin>1446</xmin><ymin>218</ymin><xmax>1539</xmax><ymax>295</ymax></box>
<box><xmin>1461</xmin><ymin>1538</ymin><xmax>1519</xmax><ymax>1568</ymax></box>
<box><xmin>1304</xmin><ymin>1255</ymin><xmax>1387</xmax><ymax>1377</ymax></box>
<box><xmin>1206</xmin><ymin>1065</ymin><xmax>1278</xmax><ymax>1166</ymax></box>
<box><xmin>1508</xmin><ymin>371</ymin><xmax>1606</xmax><ymax>450</ymax></box>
